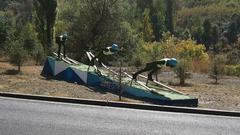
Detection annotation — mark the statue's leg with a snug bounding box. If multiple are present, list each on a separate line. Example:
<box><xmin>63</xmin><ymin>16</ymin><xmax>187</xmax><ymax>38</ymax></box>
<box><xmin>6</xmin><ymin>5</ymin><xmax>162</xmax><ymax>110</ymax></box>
<box><xmin>97</xmin><ymin>53</ymin><xmax>104</xmax><ymax>67</ymax></box>
<box><xmin>57</xmin><ymin>44</ymin><xmax>61</xmax><ymax>59</ymax></box>
<box><xmin>148</xmin><ymin>67</ymin><xmax>159</xmax><ymax>81</ymax></box>
<box><xmin>88</xmin><ymin>57</ymin><xmax>96</xmax><ymax>71</ymax></box>
<box><xmin>63</xmin><ymin>43</ymin><xmax>66</xmax><ymax>58</ymax></box>
<box><xmin>132</xmin><ymin>66</ymin><xmax>151</xmax><ymax>80</ymax></box>
<box><xmin>146</xmin><ymin>67</ymin><xmax>159</xmax><ymax>86</ymax></box>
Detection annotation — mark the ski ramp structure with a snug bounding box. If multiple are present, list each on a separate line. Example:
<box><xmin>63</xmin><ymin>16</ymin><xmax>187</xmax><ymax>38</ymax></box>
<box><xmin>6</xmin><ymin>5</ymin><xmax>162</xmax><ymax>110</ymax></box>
<box><xmin>41</xmin><ymin>53</ymin><xmax>198</xmax><ymax>107</ymax></box>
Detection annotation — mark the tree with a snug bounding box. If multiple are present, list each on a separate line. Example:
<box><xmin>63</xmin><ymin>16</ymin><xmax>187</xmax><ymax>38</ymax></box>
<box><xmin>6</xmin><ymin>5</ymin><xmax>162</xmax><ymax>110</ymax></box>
<box><xmin>202</xmin><ymin>19</ymin><xmax>212</xmax><ymax>51</ymax></box>
<box><xmin>159</xmin><ymin>36</ymin><xmax>209</xmax><ymax>85</ymax></box>
<box><xmin>136</xmin><ymin>0</ymin><xmax>153</xmax><ymax>13</ymax></box>
<box><xmin>1</xmin><ymin>0</ymin><xmax>34</xmax><ymax>51</ymax></box>
<box><xmin>226</xmin><ymin>49</ymin><xmax>240</xmax><ymax>65</ymax></box>
<box><xmin>0</xmin><ymin>15</ymin><xmax>7</xmax><ymax>50</ymax></box>
<box><xmin>209</xmin><ymin>54</ymin><xmax>226</xmax><ymax>84</ymax></box>
<box><xmin>6</xmin><ymin>15</ymin><xmax>42</xmax><ymax>71</ymax></box>
<box><xmin>135</xmin><ymin>0</ymin><xmax>167</xmax><ymax>41</ymax></box>
<box><xmin>34</xmin><ymin>0</ymin><xmax>57</xmax><ymax>55</ymax></box>
<box><xmin>192</xmin><ymin>26</ymin><xmax>202</xmax><ymax>44</ymax></box>
<box><xmin>33</xmin><ymin>44</ymin><xmax>45</xmax><ymax>65</ymax></box>
<box><xmin>175</xmin><ymin>58</ymin><xmax>191</xmax><ymax>86</ymax></box>
<box><xmin>22</xmin><ymin>23</ymin><xmax>44</xmax><ymax>65</ymax></box>
<box><xmin>211</xmin><ymin>25</ymin><xmax>219</xmax><ymax>52</ymax></box>
<box><xmin>175</xmin><ymin>40</ymin><xmax>208</xmax><ymax>85</ymax></box>
<box><xmin>69</xmin><ymin>0</ymin><xmax>127</xmax><ymax>60</ymax></box>
<box><xmin>9</xmin><ymin>40</ymin><xmax>28</xmax><ymax>72</ymax></box>
<box><xmin>142</xmin><ymin>9</ymin><xmax>154</xmax><ymax>42</ymax></box>
<box><xmin>226</xmin><ymin>22</ymin><xmax>238</xmax><ymax>44</ymax></box>
<box><xmin>0</xmin><ymin>0</ymin><xmax>9</xmax><ymax>10</ymax></box>
<box><xmin>150</xmin><ymin>0</ymin><xmax>165</xmax><ymax>41</ymax></box>
<box><xmin>226</xmin><ymin>14</ymin><xmax>240</xmax><ymax>44</ymax></box>
<box><xmin>165</xmin><ymin>0</ymin><xmax>174</xmax><ymax>34</ymax></box>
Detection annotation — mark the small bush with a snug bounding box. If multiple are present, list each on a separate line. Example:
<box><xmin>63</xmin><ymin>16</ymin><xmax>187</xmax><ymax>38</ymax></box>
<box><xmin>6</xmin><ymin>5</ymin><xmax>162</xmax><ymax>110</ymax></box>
<box><xmin>224</xmin><ymin>65</ymin><xmax>236</xmax><ymax>76</ymax></box>
<box><xmin>4</xmin><ymin>69</ymin><xmax>19</xmax><ymax>75</ymax></box>
<box><xmin>226</xmin><ymin>49</ymin><xmax>240</xmax><ymax>65</ymax></box>
<box><xmin>192</xmin><ymin>58</ymin><xmax>210</xmax><ymax>73</ymax></box>
<box><xmin>174</xmin><ymin>59</ymin><xmax>192</xmax><ymax>86</ymax></box>
<box><xmin>170</xmin><ymin>38</ymin><xmax>208</xmax><ymax>85</ymax></box>
<box><xmin>33</xmin><ymin>45</ymin><xmax>46</xmax><ymax>65</ymax></box>
<box><xmin>209</xmin><ymin>54</ymin><xmax>226</xmax><ymax>84</ymax></box>
<box><xmin>133</xmin><ymin>57</ymin><xmax>143</xmax><ymax>67</ymax></box>
<box><xmin>236</xmin><ymin>65</ymin><xmax>240</xmax><ymax>76</ymax></box>
<box><xmin>224</xmin><ymin>65</ymin><xmax>240</xmax><ymax>77</ymax></box>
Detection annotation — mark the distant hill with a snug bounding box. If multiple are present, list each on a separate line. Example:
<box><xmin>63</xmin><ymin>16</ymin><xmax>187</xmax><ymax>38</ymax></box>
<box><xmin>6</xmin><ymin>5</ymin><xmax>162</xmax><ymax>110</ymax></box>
<box><xmin>176</xmin><ymin>0</ymin><xmax>240</xmax><ymax>30</ymax></box>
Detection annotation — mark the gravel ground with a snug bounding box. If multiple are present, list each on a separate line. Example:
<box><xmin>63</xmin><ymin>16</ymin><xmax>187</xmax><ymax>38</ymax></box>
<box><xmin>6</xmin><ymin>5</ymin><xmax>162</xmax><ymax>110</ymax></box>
<box><xmin>0</xmin><ymin>61</ymin><xmax>240</xmax><ymax>111</ymax></box>
<box><xmin>0</xmin><ymin>62</ymin><xmax>141</xmax><ymax>103</ymax></box>
<box><xmin>153</xmin><ymin>72</ymin><xmax>240</xmax><ymax>111</ymax></box>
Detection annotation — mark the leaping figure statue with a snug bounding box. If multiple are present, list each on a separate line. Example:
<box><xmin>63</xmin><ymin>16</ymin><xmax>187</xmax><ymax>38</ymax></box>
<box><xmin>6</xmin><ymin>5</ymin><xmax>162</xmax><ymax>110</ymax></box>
<box><xmin>88</xmin><ymin>44</ymin><xmax>120</xmax><ymax>74</ymax></box>
<box><xmin>132</xmin><ymin>58</ymin><xmax>178</xmax><ymax>85</ymax></box>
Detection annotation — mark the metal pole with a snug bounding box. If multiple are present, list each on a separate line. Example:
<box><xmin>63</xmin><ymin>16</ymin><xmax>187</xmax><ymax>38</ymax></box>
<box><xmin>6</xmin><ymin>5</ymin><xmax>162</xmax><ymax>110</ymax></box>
<box><xmin>119</xmin><ymin>59</ymin><xmax>122</xmax><ymax>101</ymax></box>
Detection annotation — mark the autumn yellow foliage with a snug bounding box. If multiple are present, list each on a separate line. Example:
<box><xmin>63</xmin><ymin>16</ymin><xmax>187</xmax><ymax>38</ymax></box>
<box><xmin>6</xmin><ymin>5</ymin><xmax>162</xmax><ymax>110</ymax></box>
<box><xmin>135</xmin><ymin>35</ymin><xmax>209</xmax><ymax>73</ymax></box>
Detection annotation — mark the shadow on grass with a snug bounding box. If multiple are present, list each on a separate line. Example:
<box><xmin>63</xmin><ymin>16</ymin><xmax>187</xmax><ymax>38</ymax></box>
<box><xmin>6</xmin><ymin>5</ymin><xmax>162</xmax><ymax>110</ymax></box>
<box><xmin>207</xmin><ymin>82</ymin><xmax>223</xmax><ymax>85</ymax></box>
<box><xmin>168</xmin><ymin>81</ymin><xmax>193</xmax><ymax>87</ymax></box>
<box><xmin>85</xmin><ymin>86</ymin><xmax>108</xmax><ymax>94</ymax></box>
<box><xmin>2</xmin><ymin>69</ymin><xmax>20</xmax><ymax>75</ymax></box>
<box><xmin>40</xmin><ymin>76</ymin><xmax>55</xmax><ymax>81</ymax></box>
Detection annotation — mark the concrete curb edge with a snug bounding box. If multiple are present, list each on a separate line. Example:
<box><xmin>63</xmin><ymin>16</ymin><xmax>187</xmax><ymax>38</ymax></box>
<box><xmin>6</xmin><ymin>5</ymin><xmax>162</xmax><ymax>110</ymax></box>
<box><xmin>0</xmin><ymin>92</ymin><xmax>239</xmax><ymax>117</ymax></box>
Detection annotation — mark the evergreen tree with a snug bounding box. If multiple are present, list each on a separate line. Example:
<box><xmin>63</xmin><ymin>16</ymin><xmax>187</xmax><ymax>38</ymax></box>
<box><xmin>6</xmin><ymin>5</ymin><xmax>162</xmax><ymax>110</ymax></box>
<box><xmin>34</xmin><ymin>0</ymin><xmax>57</xmax><ymax>55</ymax></box>
<box><xmin>211</xmin><ymin>25</ymin><xmax>219</xmax><ymax>52</ymax></box>
<box><xmin>165</xmin><ymin>0</ymin><xmax>174</xmax><ymax>34</ymax></box>
<box><xmin>136</xmin><ymin>0</ymin><xmax>153</xmax><ymax>13</ymax></box>
<box><xmin>202</xmin><ymin>19</ymin><xmax>212</xmax><ymax>51</ymax></box>
<box><xmin>151</xmin><ymin>0</ymin><xmax>165</xmax><ymax>41</ymax></box>
<box><xmin>9</xmin><ymin>40</ymin><xmax>28</xmax><ymax>73</ymax></box>
<box><xmin>69</xmin><ymin>0</ymin><xmax>126</xmax><ymax>59</ymax></box>
<box><xmin>142</xmin><ymin>9</ymin><xmax>154</xmax><ymax>42</ymax></box>
<box><xmin>227</xmin><ymin>22</ymin><xmax>238</xmax><ymax>44</ymax></box>
<box><xmin>192</xmin><ymin>26</ymin><xmax>202</xmax><ymax>44</ymax></box>
<box><xmin>0</xmin><ymin>16</ymin><xmax>7</xmax><ymax>50</ymax></box>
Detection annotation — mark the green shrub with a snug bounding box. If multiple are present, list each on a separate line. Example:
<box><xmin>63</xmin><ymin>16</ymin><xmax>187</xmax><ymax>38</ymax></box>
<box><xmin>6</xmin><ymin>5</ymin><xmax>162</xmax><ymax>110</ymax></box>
<box><xmin>33</xmin><ymin>49</ymin><xmax>45</xmax><ymax>65</ymax></box>
<box><xmin>133</xmin><ymin>36</ymin><xmax>209</xmax><ymax>86</ymax></box>
<box><xmin>224</xmin><ymin>64</ymin><xmax>240</xmax><ymax>77</ymax></box>
<box><xmin>161</xmin><ymin>37</ymin><xmax>208</xmax><ymax>85</ymax></box>
<box><xmin>174</xmin><ymin>58</ymin><xmax>192</xmax><ymax>86</ymax></box>
<box><xmin>236</xmin><ymin>65</ymin><xmax>240</xmax><ymax>76</ymax></box>
<box><xmin>9</xmin><ymin>40</ymin><xmax>28</xmax><ymax>72</ymax></box>
<box><xmin>224</xmin><ymin>65</ymin><xmax>236</xmax><ymax>76</ymax></box>
<box><xmin>209</xmin><ymin>54</ymin><xmax>226</xmax><ymax>84</ymax></box>
<box><xmin>132</xmin><ymin>56</ymin><xmax>143</xmax><ymax>67</ymax></box>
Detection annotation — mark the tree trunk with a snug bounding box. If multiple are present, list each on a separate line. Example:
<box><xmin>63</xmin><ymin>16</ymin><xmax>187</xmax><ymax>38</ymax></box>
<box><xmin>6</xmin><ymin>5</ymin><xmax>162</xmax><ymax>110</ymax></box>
<box><xmin>155</xmin><ymin>70</ymin><xmax>158</xmax><ymax>81</ymax></box>
<box><xmin>166</xmin><ymin>0</ymin><xmax>174</xmax><ymax>34</ymax></box>
<box><xmin>119</xmin><ymin>60</ymin><xmax>122</xmax><ymax>101</ymax></box>
<box><xmin>46</xmin><ymin>22</ymin><xmax>52</xmax><ymax>55</ymax></box>
<box><xmin>180</xmin><ymin>77</ymin><xmax>185</xmax><ymax>86</ymax></box>
<box><xmin>18</xmin><ymin>62</ymin><xmax>21</xmax><ymax>73</ymax></box>
<box><xmin>180</xmin><ymin>67</ymin><xmax>185</xmax><ymax>86</ymax></box>
<box><xmin>215</xmin><ymin>76</ymin><xmax>218</xmax><ymax>84</ymax></box>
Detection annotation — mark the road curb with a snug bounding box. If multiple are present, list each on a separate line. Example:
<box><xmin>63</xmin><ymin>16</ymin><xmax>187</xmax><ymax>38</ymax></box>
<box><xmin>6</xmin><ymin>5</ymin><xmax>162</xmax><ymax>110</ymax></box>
<box><xmin>0</xmin><ymin>92</ymin><xmax>240</xmax><ymax>117</ymax></box>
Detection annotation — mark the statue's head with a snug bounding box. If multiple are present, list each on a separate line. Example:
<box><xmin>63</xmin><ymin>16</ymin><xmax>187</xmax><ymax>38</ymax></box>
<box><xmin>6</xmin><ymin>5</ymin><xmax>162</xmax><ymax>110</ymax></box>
<box><xmin>166</xmin><ymin>58</ymin><xmax>178</xmax><ymax>68</ymax></box>
<box><xmin>111</xmin><ymin>44</ymin><xmax>119</xmax><ymax>52</ymax></box>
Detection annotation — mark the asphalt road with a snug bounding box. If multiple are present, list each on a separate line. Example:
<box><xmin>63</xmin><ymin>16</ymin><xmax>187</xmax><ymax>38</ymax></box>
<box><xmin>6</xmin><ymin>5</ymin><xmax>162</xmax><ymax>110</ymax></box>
<box><xmin>0</xmin><ymin>97</ymin><xmax>240</xmax><ymax>135</ymax></box>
